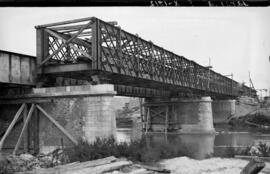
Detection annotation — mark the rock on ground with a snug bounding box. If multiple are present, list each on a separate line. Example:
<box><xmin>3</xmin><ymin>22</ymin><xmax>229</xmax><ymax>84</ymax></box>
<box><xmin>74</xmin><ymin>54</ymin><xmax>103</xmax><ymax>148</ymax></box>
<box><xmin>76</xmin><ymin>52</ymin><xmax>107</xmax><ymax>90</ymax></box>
<box><xmin>160</xmin><ymin>157</ymin><xmax>270</xmax><ymax>174</ymax></box>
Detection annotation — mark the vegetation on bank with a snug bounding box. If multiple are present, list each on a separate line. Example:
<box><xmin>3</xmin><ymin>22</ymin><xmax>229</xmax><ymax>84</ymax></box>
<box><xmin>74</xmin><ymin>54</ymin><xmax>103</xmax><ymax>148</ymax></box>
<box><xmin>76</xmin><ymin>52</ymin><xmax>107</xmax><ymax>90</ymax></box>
<box><xmin>213</xmin><ymin>142</ymin><xmax>270</xmax><ymax>158</ymax></box>
<box><xmin>229</xmin><ymin>111</ymin><xmax>270</xmax><ymax>130</ymax></box>
<box><xmin>63</xmin><ymin>136</ymin><xmax>191</xmax><ymax>163</ymax></box>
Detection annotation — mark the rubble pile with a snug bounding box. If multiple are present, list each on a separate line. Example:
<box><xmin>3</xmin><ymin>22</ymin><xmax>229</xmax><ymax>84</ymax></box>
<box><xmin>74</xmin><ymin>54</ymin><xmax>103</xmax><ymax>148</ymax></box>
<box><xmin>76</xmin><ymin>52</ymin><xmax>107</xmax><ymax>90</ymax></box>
<box><xmin>0</xmin><ymin>149</ymin><xmax>66</xmax><ymax>174</ymax></box>
<box><xmin>13</xmin><ymin>156</ymin><xmax>170</xmax><ymax>174</ymax></box>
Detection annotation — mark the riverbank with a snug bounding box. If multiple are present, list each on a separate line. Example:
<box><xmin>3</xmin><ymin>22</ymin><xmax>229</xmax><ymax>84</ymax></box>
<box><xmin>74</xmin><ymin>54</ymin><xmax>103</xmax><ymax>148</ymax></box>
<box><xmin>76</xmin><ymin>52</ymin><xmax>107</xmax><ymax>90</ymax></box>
<box><xmin>229</xmin><ymin>107</ymin><xmax>270</xmax><ymax>130</ymax></box>
<box><xmin>161</xmin><ymin>156</ymin><xmax>270</xmax><ymax>174</ymax></box>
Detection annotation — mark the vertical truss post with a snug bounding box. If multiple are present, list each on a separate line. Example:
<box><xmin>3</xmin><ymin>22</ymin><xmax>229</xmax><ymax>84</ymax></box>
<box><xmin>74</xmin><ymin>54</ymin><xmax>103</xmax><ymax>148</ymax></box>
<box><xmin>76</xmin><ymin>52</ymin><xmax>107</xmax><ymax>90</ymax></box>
<box><xmin>36</xmin><ymin>27</ymin><xmax>49</xmax><ymax>74</ymax></box>
<box><xmin>162</xmin><ymin>49</ymin><xmax>165</xmax><ymax>83</ymax></box>
<box><xmin>92</xmin><ymin>18</ymin><xmax>101</xmax><ymax>71</ymax></box>
<box><xmin>117</xmin><ymin>27</ymin><xmax>122</xmax><ymax>73</ymax></box>
<box><xmin>135</xmin><ymin>35</ymin><xmax>139</xmax><ymax>77</ymax></box>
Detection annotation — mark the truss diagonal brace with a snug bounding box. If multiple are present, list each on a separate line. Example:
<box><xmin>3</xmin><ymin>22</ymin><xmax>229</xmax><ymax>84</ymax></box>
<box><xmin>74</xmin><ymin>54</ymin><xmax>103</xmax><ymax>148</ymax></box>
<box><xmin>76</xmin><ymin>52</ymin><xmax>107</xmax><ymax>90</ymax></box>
<box><xmin>0</xmin><ymin>103</ymin><xmax>26</xmax><ymax>150</ymax></box>
<box><xmin>36</xmin><ymin>104</ymin><xmax>78</xmax><ymax>145</ymax></box>
<box><xmin>13</xmin><ymin>104</ymin><xmax>35</xmax><ymax>155</ymax></box>
<box><xmin>39</xmin><ymin>20</ymin><xmax>93</xmax><ymax>67</ymax></box>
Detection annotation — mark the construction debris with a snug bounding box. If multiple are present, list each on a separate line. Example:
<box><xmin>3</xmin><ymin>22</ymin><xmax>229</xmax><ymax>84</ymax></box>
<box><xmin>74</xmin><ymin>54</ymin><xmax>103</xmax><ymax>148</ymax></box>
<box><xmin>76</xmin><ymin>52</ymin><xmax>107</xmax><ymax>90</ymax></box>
<box><xmin>0</xmin><ymin>149</ymin><xmax>65</xmax><ymax>174</ymax></box>
<box><xmin>0</xmin><ymin>155</ymin><xmax>171</xmax><ymax>174</ymax></box>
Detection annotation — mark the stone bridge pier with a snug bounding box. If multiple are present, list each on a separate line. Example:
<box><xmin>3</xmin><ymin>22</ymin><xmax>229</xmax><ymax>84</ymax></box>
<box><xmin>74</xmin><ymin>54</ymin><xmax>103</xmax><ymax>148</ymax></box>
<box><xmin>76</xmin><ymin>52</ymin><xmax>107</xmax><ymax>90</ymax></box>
<box><xmin>212</xmin><ymin>99</ymin><xmax>236</xmax><ymax>124</ymax></box>
<box><xmin>143</xmin><ymin>96</ymin><xmax>216</xmax><ymax>134</ymax></box>
<box><xmin>0</xmin><ymin>84</ymin><xmax>117</xmax><ymax>154</ymax></box>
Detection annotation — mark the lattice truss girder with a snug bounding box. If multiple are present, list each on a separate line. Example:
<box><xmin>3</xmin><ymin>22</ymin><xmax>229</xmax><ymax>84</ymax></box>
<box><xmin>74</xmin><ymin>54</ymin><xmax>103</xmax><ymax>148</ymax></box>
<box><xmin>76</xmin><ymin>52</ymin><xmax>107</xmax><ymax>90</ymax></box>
<box><xmin>98</xmin><ymin>20</ymin><xmax>237</xmax><ymax>96</ymax></box>
<box><xmin>36</xmin><ymin>17</ymin><xmax>255</xmax><ymax>97</ymax></box>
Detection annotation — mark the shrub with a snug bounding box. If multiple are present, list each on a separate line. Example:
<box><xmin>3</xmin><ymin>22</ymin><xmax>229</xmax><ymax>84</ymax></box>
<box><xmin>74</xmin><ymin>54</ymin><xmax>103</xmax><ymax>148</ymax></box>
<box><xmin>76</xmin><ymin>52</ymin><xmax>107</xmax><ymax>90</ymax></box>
<box><xmin>63</xmin><ymin>136</ymin><xmax>190</xmax><ymax>163</ymax></box>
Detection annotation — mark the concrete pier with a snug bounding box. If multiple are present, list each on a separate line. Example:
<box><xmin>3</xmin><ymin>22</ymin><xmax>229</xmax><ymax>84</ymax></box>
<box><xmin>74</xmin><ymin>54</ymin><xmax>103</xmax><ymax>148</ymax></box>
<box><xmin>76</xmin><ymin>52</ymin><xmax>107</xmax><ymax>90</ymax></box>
<box><xmin>212</xmin><ymin>100</ymin><xmax>236</xmax><ymax>124</ymax></box>
<box><xmin>176</xmin><ymin>97</ymin><xmax>215</xmax><ymax>134</ymax></box>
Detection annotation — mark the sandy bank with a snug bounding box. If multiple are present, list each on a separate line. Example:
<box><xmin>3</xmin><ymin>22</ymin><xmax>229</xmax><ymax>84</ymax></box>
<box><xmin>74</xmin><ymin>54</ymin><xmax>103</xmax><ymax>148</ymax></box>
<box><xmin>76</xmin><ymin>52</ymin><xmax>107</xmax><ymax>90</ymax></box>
<box><xmin>160</xmin><ymin>156</ymin><xmax>270</xmax><ymax>174</ymax></box>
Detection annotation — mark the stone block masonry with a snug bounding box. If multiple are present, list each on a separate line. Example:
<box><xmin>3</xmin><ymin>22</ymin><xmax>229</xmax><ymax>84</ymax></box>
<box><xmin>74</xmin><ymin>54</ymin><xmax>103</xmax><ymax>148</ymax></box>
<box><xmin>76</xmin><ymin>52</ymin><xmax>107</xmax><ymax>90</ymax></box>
<box><xmin>36</xmin><ymin>84</ymin><xmax>116</xmax><ymax>153</ymax></box>
<box><xmin>0</xmin><ymin>84</ymin><xmax>116</xmax><ymax>154</ymax></box>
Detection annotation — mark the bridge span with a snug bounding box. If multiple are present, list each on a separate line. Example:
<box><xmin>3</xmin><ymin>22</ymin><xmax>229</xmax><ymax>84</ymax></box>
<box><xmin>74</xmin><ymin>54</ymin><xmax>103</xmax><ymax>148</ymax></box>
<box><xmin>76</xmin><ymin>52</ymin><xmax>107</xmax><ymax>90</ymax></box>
<box><xmin>0</xmin><ymin>17</ymin><xmax>258</xmax><ymax>154</ymax></box>
<box><xmin>35</xmin><ymin>17</ymin><xmax>256</xmax><ymax>99</ymax></box>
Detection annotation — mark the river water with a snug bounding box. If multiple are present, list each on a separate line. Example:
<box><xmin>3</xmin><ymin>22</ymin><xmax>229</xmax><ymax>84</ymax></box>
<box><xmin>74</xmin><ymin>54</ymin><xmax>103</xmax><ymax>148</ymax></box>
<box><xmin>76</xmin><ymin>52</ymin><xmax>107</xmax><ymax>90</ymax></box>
<box><xmin>116</xmin><ymin>123</ymin><xmax>270</xmax><ymax>159</ymax></box>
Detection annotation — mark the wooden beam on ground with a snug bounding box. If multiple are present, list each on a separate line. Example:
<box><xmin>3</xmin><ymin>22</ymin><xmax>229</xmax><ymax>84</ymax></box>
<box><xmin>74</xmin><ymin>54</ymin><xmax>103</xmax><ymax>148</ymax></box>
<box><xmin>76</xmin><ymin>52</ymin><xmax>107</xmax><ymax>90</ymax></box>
<box><xmin>0</xmin><ymin>103</ymin><xmax>26</xmax><ymax>150</ymax></box>
<box><xmin>240</xmin><ymin>158</ymin><xmax>265</xmax><ymax>174</ymax></box>
<box><xmin>36</xmin><ymin>104</ymin><xmax>78</xmax><ymax>145</ymax></box>
<box><xmin>13</xmin><ymin>104</ymin><xmax>35</xmax><ymax>155</ymax></box>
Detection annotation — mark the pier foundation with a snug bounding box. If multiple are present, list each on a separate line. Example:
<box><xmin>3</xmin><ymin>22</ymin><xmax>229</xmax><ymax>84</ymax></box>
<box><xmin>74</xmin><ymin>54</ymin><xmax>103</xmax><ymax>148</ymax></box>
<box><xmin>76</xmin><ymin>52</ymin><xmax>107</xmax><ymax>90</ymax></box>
<box><xmin>143</xmin><ymin>96</ymin><xmax>215</xmax><ymax>134</ymax></box>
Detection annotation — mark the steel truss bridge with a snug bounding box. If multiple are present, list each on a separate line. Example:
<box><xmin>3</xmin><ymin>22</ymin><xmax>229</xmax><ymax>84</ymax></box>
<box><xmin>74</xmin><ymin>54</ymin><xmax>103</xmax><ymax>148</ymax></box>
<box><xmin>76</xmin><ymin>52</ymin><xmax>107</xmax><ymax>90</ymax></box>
<box><xmin>33</xmin><ymin>17</ymin><xmax>256</xmax><ymax>98</ymax></box>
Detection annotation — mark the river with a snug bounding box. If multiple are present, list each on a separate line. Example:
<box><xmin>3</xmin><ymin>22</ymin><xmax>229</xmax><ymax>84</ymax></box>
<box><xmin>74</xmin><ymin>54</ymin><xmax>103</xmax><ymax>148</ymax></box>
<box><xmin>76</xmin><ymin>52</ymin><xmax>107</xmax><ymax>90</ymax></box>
<box><xmin>116</xmin><ymin>123</ymin><xmax>270</xmax><ymax>159</ymax></box>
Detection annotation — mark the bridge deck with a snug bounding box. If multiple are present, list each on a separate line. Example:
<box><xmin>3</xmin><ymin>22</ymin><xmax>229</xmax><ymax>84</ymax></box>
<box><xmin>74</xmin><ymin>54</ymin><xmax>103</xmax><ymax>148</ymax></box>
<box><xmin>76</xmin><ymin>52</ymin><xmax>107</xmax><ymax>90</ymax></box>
<box><xmin>0</xmin><ymin>50</ymin><xmax>36</xmax><ymax>87</ymax></box>
<box><xmin>34</xmin><ymin>17</ymin><xmax>256</xmax><ymax>98</ymax></box>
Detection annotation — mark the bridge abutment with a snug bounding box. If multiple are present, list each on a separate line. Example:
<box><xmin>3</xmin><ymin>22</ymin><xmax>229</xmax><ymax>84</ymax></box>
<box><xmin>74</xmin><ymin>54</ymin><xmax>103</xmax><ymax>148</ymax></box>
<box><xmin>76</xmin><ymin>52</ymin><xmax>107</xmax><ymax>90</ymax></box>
<box><xmin>0</xmin><ymin>84</ymin><xmax>117</xmax><ymax>154</ymax></box>
<box><xmin>143</xmin><ymin>96</ymin><xmax>216</xmax><ymax>134</ymax></box>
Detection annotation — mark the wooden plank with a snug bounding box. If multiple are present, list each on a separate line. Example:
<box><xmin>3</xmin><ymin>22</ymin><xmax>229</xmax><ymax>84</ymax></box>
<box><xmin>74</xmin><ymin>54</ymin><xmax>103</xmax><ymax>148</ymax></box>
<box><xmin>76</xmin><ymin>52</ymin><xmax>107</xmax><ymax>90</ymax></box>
<box><xmin>36</xmin><ymin>104</ymin><xmax>78</xmax><ymax>145</ymax></box>
<box><xmin>240</xmin><ymin>158</ymin><xmax>265</xmax><ymax>174</ymax></box>
<box><xmin>13</xmin><ymin>104</ymin><xmax>35</xmax><ymax>155</ymax></box>
<box><xmin>134</xmin><ymin>164</ymin><xmax>170</xmax><ymax>173</ymax></box>
<box><xmin>0</xmin><ymin>103</ymin><xmax>26</xmax><ymax>150</ymax></box>
<box><xmin>66</xmin><ymin>161</ymin><xmax>132</xmax><ymax>174</ymax></box>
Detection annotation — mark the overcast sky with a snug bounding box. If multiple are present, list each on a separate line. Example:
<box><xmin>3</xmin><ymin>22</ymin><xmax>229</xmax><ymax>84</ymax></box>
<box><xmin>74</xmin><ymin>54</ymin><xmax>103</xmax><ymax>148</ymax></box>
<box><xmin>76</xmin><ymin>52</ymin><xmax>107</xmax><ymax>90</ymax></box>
<box><xmin>0</xmin><ymin>7</ymin><xmax>269</xmax><ymax>96</ymax></box>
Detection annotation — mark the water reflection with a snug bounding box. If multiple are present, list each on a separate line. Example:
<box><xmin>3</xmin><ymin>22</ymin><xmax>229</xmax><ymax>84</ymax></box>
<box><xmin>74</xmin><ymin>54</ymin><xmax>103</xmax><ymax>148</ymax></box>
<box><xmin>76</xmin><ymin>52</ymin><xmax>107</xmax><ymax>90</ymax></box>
<box><xmin>116</xmin><ymin>124</ymin><xmax>270</xmax><ymax>159</ymax></box>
